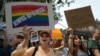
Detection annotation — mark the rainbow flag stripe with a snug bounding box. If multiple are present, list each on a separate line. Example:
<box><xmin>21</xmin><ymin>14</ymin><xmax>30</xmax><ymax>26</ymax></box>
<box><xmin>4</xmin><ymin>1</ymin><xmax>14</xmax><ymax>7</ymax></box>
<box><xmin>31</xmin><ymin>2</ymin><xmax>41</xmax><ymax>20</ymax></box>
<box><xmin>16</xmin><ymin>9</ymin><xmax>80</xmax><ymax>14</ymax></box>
<box><xmin>12</xmin><ymin>5</ymin><xmax>49</xmax><ymax>28</ymax></box>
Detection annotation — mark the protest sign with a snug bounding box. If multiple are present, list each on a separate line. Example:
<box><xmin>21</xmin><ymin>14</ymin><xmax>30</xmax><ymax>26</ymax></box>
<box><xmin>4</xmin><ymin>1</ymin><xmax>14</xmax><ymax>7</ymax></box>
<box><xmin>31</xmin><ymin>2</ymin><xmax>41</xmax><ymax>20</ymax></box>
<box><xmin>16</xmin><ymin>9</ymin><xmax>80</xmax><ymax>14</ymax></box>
<box><xmin>64</xmin><ymin>6</ymin><xmax>95</xmax><ymax>29</ymax></box>
<box><xmin>5</xmin><ymin>2</ymin><xmax>54</xmax><ymax>34</ymax></box>
<box><xmin>30</xmin><ymin>31</ymin><xmax>38</xmax><ymax>42</ymax></box>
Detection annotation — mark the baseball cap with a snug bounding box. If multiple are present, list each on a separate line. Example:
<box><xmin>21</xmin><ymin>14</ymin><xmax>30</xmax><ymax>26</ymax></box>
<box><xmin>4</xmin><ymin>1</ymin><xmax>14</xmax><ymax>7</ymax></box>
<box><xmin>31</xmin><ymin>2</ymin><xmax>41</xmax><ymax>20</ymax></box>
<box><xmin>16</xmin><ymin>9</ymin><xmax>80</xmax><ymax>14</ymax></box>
<box><xmin>39</xmin><ymin>30</ymin><xmax>50</xmax><ymax>37</ymax></box>
<box><xmin>16</xmin><ymin>32</ymin><xmax>24</xmax><ymax>39</ymax></box>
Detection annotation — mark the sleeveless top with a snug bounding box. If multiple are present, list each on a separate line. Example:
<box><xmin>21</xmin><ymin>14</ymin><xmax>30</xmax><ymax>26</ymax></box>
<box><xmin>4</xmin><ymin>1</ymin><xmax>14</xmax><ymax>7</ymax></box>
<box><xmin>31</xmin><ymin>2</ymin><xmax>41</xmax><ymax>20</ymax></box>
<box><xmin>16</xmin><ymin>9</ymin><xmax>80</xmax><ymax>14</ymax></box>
<box><xmin>76</xmin><ymin>49</ymin><xmax>88</xmax><ymax>56</ymax></box>
<box><xmin>35</xmin><ymin>47</ymin><xmax>55</xmax><ymax>56</ymax></box>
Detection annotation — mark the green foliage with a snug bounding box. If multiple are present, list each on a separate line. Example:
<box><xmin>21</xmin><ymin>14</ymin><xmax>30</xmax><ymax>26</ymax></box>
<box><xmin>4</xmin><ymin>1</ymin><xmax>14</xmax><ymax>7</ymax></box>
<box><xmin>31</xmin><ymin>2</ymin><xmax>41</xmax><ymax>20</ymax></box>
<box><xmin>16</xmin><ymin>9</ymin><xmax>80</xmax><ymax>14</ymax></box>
<box><xmin>0</xmin><ymin>0</ymin><xmax>76</xmax><ymax>22</ymax></box>
<box><xmin>38</xmin><ymin>0</ymin><xmax>46</xmax><ymax>3</ymax></box>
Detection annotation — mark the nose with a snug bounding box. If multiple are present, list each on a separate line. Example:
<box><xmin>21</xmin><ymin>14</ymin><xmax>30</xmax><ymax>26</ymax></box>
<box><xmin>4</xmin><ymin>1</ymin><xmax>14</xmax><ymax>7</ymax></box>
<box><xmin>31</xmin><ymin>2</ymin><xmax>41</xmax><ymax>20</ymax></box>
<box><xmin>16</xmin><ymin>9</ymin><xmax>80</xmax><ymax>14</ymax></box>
<box><xmin>78</xmin><ymin>39</ymin><xmax>81</xmax><ymax>42</ymax></box>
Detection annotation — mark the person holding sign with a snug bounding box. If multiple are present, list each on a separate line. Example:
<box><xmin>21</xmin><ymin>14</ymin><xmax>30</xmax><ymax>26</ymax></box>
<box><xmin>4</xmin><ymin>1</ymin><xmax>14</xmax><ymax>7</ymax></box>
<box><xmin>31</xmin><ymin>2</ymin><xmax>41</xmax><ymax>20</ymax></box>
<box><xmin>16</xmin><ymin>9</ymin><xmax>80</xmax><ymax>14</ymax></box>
<box><xmin>68</xmin><ymin>28</ymin><xmax>88</xmax><ymax>56</ymax></box>
<box><xmin>24</xmin><ymin>30</ymin><xmax>55</xmax><ymax>56</ymax></box>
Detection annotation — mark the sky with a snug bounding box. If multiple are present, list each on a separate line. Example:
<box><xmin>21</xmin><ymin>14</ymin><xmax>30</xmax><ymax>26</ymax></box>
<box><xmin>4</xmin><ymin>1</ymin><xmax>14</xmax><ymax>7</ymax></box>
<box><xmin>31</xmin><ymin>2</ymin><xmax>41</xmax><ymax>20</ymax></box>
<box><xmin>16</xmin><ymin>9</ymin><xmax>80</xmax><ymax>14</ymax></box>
<box><xmin>55</xmin><ymin>0</ymin><xmax>100</xmax><ymax>29</ymax></box>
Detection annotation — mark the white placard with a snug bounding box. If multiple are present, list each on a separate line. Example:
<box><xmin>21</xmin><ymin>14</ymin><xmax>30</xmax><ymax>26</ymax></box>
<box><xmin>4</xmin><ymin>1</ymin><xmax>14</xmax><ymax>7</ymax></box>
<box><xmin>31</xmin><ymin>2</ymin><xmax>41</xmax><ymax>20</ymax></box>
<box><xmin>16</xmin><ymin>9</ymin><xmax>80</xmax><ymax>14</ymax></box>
<box><xmin>30</xmin><ymin>31</ymin><xmax>39</xmax><ymax>42</ymax></box>
<box><xmin>5</xmin><ymin>2</ymin><xmax>54</xmax><ymax>34</ymax></box>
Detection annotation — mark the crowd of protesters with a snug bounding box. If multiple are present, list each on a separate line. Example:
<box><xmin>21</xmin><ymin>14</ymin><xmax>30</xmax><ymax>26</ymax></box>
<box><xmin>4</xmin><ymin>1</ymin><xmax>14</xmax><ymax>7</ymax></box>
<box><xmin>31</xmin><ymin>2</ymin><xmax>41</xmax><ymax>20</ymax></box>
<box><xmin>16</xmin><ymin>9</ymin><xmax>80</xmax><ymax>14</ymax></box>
<box><xmin>0</xmin><ymin>26</ymin><xmax>100</xmax><ymax>56</ymax></box>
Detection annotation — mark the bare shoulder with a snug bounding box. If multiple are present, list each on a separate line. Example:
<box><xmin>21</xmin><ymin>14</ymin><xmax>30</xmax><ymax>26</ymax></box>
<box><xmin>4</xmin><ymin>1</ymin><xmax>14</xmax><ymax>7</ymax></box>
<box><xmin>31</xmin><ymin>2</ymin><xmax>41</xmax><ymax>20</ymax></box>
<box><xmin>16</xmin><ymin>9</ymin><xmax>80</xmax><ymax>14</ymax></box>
<box><xmin>92</xmin><ymin>49</ymin><xmax>100</xmax><ymax>56</ymax></box>
<box><xmin>24</xmin><ymin>47</ymin><xmax>35</xmax><ymax>56</ymax></box>
<box><xmin>27</xmin><ymin>47</ymin><xmax>35</xmax><ymax>52</ymax></box>
<box><xmin>11</xmin><ymin>50</ymin><xmax>17</xmax><ymax>56</ymax></box>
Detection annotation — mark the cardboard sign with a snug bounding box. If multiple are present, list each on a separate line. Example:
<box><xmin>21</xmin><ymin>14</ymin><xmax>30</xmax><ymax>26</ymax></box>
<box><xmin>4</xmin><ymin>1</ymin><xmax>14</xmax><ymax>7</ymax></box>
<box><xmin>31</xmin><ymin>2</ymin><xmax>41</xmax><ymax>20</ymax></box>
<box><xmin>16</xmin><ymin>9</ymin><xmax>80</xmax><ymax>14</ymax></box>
<box><xmin>5</xmin><ymin>2</ymin><xmax>54</xmax><ymax>34</ymax></box>
<box><xmin>64</xmin><ymin>6</ymin><xmax>96</xmax><ymax>29</ymax></box>
<box><xmin>51</xmin><ymin>29</ymin><xmax>63</xmax><ymax>40</ymax></box>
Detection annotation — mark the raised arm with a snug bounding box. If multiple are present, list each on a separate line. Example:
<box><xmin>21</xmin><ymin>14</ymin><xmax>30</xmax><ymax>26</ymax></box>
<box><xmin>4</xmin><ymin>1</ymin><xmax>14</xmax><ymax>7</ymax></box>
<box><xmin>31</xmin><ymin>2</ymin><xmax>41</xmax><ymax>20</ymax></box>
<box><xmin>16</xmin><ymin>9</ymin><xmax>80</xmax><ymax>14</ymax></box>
<box><xmin>68</xmin><ymin>34</ymin><xmax>74</xmax><ymax>54</ymax></box>
<box><xmin>91</xmin><ymin>48</ymin><xmax>100</xmax><ymax>56</ymax></box>
<box><xmin>67</xmin><ymin>28</ymin><xmax>74</xmax><ymax>54</ymax></box>
<box><xmin>18</xmin><ymin>26</ymin><xmax>32</xmax><ymax>48</ymax></box>
<box><xmin>11</xmin><ymin>26</ymin><xmax>32</xmax><ymax>56</ymax></box>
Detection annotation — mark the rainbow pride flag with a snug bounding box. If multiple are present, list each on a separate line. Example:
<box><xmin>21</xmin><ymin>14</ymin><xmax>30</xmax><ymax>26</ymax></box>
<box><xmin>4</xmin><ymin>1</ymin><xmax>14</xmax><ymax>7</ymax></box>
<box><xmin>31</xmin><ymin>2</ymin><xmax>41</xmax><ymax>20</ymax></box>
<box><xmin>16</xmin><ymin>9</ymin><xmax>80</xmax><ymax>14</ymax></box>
<box><xmin>12</xmin><ymin>5</ymin><xmax>49</xmax><ymax>28</ymax></box>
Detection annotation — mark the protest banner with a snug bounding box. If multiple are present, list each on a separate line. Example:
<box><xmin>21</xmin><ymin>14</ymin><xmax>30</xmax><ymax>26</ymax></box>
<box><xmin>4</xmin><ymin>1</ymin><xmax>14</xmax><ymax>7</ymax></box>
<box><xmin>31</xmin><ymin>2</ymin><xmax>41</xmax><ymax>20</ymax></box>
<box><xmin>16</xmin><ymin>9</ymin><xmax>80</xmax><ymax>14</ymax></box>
<box><xmin>5</xmin><ymin>2</ymin><xmax>54</xmax><ymax>34</ymax></box>
<box><xmin>64</xmin><ymin>6</ymin><xmax>96</xmax><ymax>29</ymax></box>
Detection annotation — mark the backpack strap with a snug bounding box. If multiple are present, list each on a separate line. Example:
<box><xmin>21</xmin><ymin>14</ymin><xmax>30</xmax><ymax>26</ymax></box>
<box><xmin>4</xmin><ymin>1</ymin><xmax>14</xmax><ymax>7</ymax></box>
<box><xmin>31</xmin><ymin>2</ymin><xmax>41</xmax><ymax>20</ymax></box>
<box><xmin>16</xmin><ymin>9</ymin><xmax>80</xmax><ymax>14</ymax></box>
<box><xmin>32</xmin><ymin>45</ymin><xmax>38</xmax><ymax>56</ymax></box>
